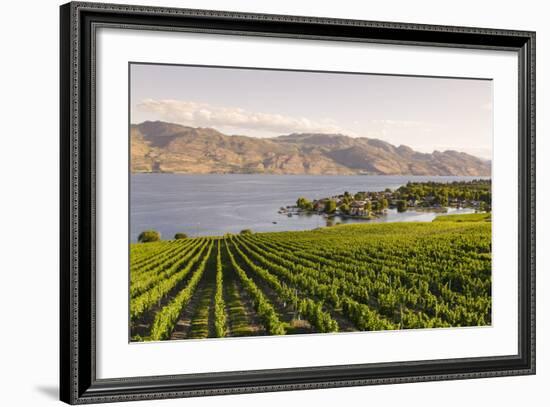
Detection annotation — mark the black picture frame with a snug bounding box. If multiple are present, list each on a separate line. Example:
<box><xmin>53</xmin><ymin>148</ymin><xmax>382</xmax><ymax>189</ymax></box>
<box><xmin>60</xmin><ymin>1</ymin><xmax>536</xmax><ymax>404</ymax></box>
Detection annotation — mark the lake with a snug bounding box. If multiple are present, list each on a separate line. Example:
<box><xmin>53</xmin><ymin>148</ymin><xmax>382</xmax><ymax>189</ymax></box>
<box><xmin>130</xmin><ymin>174</ymin><xmax>484</xmax><ymax>241</ymax></box>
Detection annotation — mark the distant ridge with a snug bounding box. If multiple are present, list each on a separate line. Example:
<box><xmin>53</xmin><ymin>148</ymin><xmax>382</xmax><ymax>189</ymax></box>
<box><xmin>131</xmin><ymin>121</ymin><xmax>491</xmax><ymax>176</ymax></box>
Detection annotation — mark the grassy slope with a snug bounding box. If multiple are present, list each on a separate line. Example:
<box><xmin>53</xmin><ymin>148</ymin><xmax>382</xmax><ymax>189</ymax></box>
<box><xmin>433</xmin><ymin>212</ymin><xmax>491</xmax><ymax>222</ymax></box>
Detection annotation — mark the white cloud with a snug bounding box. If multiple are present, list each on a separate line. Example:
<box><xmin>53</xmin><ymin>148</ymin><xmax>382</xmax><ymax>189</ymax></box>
<box><xmin>134</xmin><ymin>99</ymin><xmax>491</xmax><ymax>159</ymax></box>
<box><xmin>136</xmin><ymin>99</ymin><xmax>354</xmax><ymax>136</ymax></box>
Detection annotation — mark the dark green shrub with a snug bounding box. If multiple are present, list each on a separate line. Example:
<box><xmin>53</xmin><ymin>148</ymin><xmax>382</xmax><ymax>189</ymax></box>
<box><xmin>397</xmin><ymin>200</ymin><xmax>408</xmax><ymax>213</ymax></box>
<box><xmin>324</xmin><ymin>200</ymin><xmax>337</xmax><ymax>214</ymax></box>
<box><xmin>138</xmin><ymin>230</ymin><xmax>160</xmax><ymax>243</ymax></box>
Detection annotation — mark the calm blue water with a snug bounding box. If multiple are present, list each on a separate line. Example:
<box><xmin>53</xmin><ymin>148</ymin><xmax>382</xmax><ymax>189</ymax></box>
<box><xmin>130</xmin><ymin>174</ymin><xmax>484</xmax><ymax>241</ymax></box>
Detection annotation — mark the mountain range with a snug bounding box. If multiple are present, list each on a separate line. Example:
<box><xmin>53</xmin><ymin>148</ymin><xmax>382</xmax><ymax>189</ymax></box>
<box><xmin>130</xmin><ymin>121</ymin><xmax>491</xmax><ymax>176</ymax></box>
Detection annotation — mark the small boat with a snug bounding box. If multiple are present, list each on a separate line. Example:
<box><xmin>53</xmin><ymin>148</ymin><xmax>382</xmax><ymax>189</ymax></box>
<box><xmin>272</xmin><ymin>221</ymin><xmax>277</xmax><ymax>224</ymax></box>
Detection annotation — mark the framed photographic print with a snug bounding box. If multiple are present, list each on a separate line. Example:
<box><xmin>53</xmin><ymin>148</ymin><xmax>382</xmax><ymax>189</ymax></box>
<box><xmin>60</xmin><ymin>1</ymin><xmax>536</xmax><ymax>404</ymax></box>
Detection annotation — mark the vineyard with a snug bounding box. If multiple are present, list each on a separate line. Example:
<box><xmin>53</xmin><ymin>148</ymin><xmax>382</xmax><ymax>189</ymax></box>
<box><xmin>130</xmin><ymin>218</ymin><xmax>491</xmax><ymax>341</ymax></box>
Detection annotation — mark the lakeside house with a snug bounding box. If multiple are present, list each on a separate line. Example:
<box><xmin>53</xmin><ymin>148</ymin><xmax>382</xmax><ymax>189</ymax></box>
<box><xmin>314</xmin><ymin>199</ymin><xmax>328</xmax><ymax>212</ymax></box>
<box><xmin>349</xmin><ymin>201</ymin><xmax>367</xmax><ymax>216</ymax></box>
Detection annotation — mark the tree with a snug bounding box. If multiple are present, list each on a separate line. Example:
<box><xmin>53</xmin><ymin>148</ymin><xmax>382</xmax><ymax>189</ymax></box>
<box><xmin>397</xmin><ymin>200</ymin><xmax>407</xmax><ymax>213</ymax></box>
<box><xmin>340</xmin><ymin>203</ymin><xmax>350</xmax><ymax>215</ymax></box>
<box><xmin>380</xmin><ymin>198</ymin><xmax>389</xmax><ymax>210</ymax></box>
<box><xmin>364</xmin><ymin>201</ymin><xmax>372</xmax><ymax>213</ymax></box>
<box><xmin>138</xmin><ymin>230</ymin><xmax>160</xmax><ymax>243</ymax></box>
<box><xmin>296</xmin><ymin>197</ymin><xmax>306</xmax><ymax>208</ymax></box>
<box><xmin>240</xmin><ymin>229</ymin><xmax>253</xmax><ymax>235</ymax></box>
<box><xmin>435</xmin><ymin>191</ymin><xmax>449</xmax><ymax>206</ymax></box>
<box><xmin>480</xmin><ymin>202</ymin><xmax>491</xmax><ymax>213</ymax></box>
<box><xmin>296</xmin><ymin>197</ymin><xmax>312</xmax><ymax>210</ymax></box>
<box><xmin>174</xmin><ymin>232</ymin><xmax>188</xmax><ymax>240</ymax></box>
<box><xmin>324</xmin><ymin>200</ymin><xmax>337</xmax><ymax>214</ymax></box>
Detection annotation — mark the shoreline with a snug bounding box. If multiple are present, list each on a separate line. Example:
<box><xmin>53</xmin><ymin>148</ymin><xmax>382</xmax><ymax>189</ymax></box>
<box><xmin>130</xmin><ymin>212</ymin><xmax>491</xmax><ymax>243</ymax></box>
<box><xmin>131</xmin><ymin>209</ymin><xmax>487</xmax><ymax>242</ymax></box>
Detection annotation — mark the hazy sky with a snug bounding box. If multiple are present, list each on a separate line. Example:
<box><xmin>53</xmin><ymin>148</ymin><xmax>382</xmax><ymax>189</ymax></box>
<box><xmin>130</xmin><ymin>63</ymin><xmax>493</xmax><ymax>159</ymax></box>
